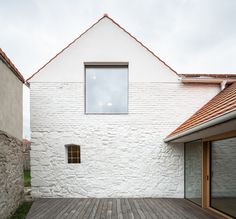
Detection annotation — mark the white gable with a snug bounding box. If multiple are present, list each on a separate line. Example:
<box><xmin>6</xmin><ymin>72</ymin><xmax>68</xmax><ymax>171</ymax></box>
<box><xmin>29</xmin><ymin>17</ymin><xmax>179</xmax><ymax>83</ymax></box>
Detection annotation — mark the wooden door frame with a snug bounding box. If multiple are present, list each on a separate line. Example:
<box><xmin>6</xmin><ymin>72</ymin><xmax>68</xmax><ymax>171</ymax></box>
<box><xmin>201</xmin><ymin>141</ymin><xmax>210</xmax><ymax>208</ymax></box>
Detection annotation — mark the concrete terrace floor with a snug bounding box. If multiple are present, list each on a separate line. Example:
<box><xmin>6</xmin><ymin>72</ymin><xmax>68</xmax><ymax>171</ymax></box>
<box><xmin>26</xmin><ymin>198</ymin><xmax>224</xmax><ymax>219</ymax></box>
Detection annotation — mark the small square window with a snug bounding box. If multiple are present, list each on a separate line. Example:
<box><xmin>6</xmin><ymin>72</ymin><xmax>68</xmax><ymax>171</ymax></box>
<box><xmin>66</xmin><ymin>144</ymin><xmax>80</xmax><ymax>164</ymax></box>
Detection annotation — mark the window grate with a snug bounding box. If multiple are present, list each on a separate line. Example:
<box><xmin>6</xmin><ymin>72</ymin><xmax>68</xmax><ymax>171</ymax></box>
<box><xmin>66</xmin><ymin>145</ymin><xmax>80</xmax><ymax>164</ymax></box>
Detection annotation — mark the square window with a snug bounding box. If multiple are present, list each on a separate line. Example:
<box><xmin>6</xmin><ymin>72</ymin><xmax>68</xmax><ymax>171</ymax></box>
<box><xmin>85</xmin><ymin>65</ymin><xmax>128</xmax><ymax>114</ymax></box>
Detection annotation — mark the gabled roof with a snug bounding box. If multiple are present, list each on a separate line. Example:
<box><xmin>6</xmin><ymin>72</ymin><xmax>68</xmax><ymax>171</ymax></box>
<box><xmin>27</xmin><ymin>14</ymin><xmax>178</xmax><ymax>82</ymax></box>
<box><xmin>0</xmin><ymin>48</ymin><xmax>25</xmax><ymax>83</ymax></box>
<box><xmin>165</xmin><ymin>82</ymin><xmax>236</xmax><ymax>141</ymax></box>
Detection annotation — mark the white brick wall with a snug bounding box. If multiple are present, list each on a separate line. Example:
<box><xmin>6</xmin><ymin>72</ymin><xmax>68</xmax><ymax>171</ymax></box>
<box><xmin>30</xmin><ymin>82</ymin><xmax>219</xmax><ymax>198</ymax></box>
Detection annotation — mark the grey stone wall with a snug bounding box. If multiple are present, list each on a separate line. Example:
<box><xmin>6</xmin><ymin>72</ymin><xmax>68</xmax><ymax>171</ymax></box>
<box><xmin>0</xmin><ymin>131</ymin><xmax>24</xmax><ymax>219</ymax></box>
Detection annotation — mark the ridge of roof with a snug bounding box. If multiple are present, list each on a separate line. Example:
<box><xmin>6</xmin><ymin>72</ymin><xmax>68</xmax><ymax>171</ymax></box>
<box><xmin>27</xmin><ymin>14</ymin><xmax>178</xmax><ymax>82</ymax></box>
<box><xmin>166</xmin><ymin>82</ymin><xmax>236</xmax><ymax>139</ymax></box>
<box><xmin>0</xmin><ymin>48</ymin><xmax>25</xmax><ymax>83</ymax></box>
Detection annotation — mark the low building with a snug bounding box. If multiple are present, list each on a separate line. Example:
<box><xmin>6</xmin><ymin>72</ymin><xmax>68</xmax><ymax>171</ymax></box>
<box><xmin>0</xmin><ymin>48</ymin><xmax>25</xmax><ymax>219</ymax></box>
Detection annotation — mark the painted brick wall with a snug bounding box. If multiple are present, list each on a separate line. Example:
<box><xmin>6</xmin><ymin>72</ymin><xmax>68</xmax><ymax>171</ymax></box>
<box><xmin>30</xmin><ymin>82</ymin><xmax>219</xmax><ymax>198</ymax></box>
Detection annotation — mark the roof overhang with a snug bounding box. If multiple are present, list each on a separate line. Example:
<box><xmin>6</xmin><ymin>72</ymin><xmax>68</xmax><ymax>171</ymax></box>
<box><xmin>0</xmin><ymin>48</ymin><xmax>25</xmax><ymax>83</ymax></box>
<box><xmin>180</xmin><ymin>77</ymin><xmax>236</xmax><ymax>84</ymax></box>
<box><xmin>179</xmin><ymin>74</ymin><xmax>236</xmax><ymax>86</ymax></box>
<box><xmin>164</xmin><ymin>110</ymin><xmax>236</xmax><ymax>143</ymax></box>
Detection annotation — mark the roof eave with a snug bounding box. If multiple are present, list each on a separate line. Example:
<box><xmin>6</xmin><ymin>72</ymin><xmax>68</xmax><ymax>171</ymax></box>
<box><xmin>0</xmin><ymin>50</ymin><xmax>25</xmax><ymax>83</ymax></box>
<box><xmin>180</xmin><ymin>73</ymin><xmax>236</xmax><ymax>78</ymax></box>
<box><xmin>164</xmin><ymin>109</ymin><xmax>236</xmax><ymax>143</ymax></box>
<box><xmin>180</xmin><ymin>77</ymin><xmax>236</xmax><ymax>84</ymax></box>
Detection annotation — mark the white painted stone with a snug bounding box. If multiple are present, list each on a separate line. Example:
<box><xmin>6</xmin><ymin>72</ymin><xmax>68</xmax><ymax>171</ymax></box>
<box><xmin>30</xmin><ymin>82</ymin><xmax>219</xmax><ymax>198</ymax></box>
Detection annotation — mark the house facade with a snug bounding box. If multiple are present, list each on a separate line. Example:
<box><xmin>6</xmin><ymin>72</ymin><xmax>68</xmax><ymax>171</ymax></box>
<box><xmin>28</xmin><ymin>15</ymin><xmax>236</xmax><ymax>218</ymax></box>
<box><xmin>0</xmin><ymin>49</ymin><xmax>24</xmax><ymax>219</ymax></box>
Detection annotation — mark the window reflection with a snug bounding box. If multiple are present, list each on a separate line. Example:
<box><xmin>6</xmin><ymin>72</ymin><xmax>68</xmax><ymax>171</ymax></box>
<box><xmin>185</xmin><ymin>140</ymin><xmax>202</xmax><ymax>206</ymax></box>
<box><xmin>85</xmin><ymin>66</ymin><xmax>128</xmax><ymax>113</ymax></box>
<box><xmin>211</xmin><ymin>137</ymin><xmax>236</xmax><ymax>217</ymax></box>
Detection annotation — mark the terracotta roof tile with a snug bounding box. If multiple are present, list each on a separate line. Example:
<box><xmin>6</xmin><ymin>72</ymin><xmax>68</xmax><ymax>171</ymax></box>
<box><xmin>166</xmin><ymin>82</ymin><xmax>236</xmax><ymax>138</ymax></box>
<box><xmin>0</xmin><ymin>48</ymin><xmax>25</xmax><ymax>83</ymax></box>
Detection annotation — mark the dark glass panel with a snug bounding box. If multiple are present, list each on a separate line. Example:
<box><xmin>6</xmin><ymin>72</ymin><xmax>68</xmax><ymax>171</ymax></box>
<box><xmin>211</xmin><ymin>137</ymin><xmax>236</xmax><ymax>217</ymax></box>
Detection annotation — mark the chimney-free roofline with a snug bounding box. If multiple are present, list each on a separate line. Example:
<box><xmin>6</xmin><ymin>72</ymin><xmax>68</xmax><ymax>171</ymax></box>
<box><xmin>164</xmin><ymin>109</ymin><xmax>236</xmax><ymax>143</ymax></box>
<box><xmin>27</xmin><ymin>15</ymin><xmax>178</xmax><ymax>82</ymax></box>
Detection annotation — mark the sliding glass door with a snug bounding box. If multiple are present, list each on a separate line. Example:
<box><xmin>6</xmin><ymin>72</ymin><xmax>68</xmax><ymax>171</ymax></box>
<box><xmin>211</xmin><ymin>137</ymin><xmax>236</xmax><ymax>218</ymax></box>
<box><xmin>184</xmin><ymin>134</ymin><xmax>236</xmax><ymax>217</ymax></box>
<box><xmin>185</xmin><ymin>140</ymin><xmax>202</xmax><ymax>206</ymax></box>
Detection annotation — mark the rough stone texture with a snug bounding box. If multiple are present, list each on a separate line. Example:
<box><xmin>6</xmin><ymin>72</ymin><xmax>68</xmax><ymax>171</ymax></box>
<box><xmin>0</xmin><ymin>131</ymin><xmax>24</xmax><ymax>219</ymax></box>
<box><xmin>30</xmin><ymin>82</ymin><xmax>219</xmax><ymax>198</ymax></box>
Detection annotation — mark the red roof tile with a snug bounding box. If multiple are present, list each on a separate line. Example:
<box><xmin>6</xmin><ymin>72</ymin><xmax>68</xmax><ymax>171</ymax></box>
<box><xmin>0</xmin><ymin>48</ymin><xmax>25</xmax><ymax>83</ymax></box>
<box><xmin>27</xmin><ymin>14</ymin><xmax>178</xmax><ymax>82</ymax></box>
<box><xmin>166</xmin><ymin>82</ymin><xmax>236</xmax><ymax>138</ymax></box>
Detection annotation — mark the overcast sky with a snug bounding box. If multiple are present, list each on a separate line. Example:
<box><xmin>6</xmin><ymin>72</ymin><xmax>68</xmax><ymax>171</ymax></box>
<box><xmin>1</xmin><ymin>0</ymin><xmax>236</xmax><ymax>138</ymax></box>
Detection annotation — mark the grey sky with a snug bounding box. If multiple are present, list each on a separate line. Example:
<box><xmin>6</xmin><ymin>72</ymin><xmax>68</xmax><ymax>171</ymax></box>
<box><xmin>1</xmin><ymin>0</ymin><xmax>236</xmax><ymax>138</ymax></box>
